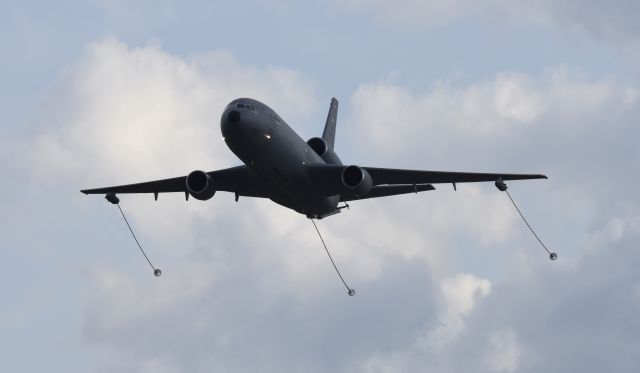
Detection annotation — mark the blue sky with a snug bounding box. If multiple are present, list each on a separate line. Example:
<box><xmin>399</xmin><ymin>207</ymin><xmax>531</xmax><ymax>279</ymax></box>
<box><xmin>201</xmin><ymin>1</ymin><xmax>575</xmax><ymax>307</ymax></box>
<box><xmin>2</xmin><ymin>1</ymin><xmax>640</xmax><ymax>372</ymax></box>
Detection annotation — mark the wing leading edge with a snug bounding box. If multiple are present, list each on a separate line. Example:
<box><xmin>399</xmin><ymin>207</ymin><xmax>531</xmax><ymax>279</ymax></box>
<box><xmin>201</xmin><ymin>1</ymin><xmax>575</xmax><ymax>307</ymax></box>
<box><xmin>362</xmin><ymin>167</ymin><xmax>547</xmax><ymax>185</ymax></box>
<box><xmin>308</xmin><ymin>164</ymin><xmax>546</xmax><ymax>201</ymax></box>
<box><xmin>81</xmin><ymin>165</ymin><xmax>270</xmax><ymax>198</ymax></box>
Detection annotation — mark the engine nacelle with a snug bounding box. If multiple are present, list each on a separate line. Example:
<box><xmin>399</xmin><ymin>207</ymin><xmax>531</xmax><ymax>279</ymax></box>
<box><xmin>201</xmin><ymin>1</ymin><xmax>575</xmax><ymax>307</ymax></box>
<box><xmin>341</xmin><ymin>165</ymin><xmax>373</xmax><ymax>196</ymax></box>
<box><xmin>186</xmin><ymin>170</ymin><xmax>216</xmax><ymax>200</ymax></box>
<box><xmin>307</xmin><ymin>137</ymin><xmax>342</xmax><ymax>164</ymax></box>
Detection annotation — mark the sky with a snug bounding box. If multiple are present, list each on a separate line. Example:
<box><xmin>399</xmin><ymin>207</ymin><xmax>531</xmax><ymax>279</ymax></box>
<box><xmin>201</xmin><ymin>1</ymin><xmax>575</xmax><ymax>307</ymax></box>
<box><xmin>2</xmin><ymin>1</ymin><xmax>640</xmax><ymax>372</ymax></box>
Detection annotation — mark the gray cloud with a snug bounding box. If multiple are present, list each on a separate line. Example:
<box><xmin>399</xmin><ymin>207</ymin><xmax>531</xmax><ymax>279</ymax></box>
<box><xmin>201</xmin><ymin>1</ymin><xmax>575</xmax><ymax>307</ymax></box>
<box><xmin>356</xmin><ymin>213</ymin><xmax>640</xmax><ymax>373</ymax></box>
<box><xmin>338</xmin><ymin>0</ymin><xmax>640</xmax><ymax>41</ymax></box>
<box><xmin>341</xmin><ymin>68</ymin><xmax>640</xmax><ymax>372</ymax></box>
<box><xmin>346</xmin><ymin>67</ymin><xmax>640</xmax><ymax>208</ymax></box>
<box><xmin>10</xmin><ymin>37</ymin><xmax>640</xmax><ymax>372</ymax></box>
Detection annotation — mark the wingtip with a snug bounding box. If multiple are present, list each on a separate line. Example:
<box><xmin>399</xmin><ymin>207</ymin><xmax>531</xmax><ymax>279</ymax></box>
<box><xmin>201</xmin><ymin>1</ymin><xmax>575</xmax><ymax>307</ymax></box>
<box><xmin>80</xmin><ymin>190</ymin><xmax>88</xmax><ymax>194</ymax></box>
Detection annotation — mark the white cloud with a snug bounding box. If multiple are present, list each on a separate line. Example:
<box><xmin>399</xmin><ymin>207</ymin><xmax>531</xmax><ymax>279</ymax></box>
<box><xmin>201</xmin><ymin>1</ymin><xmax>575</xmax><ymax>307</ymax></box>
<box><xmin>439</xmin><ymin>274</ymin><xmax>491</xmax><ymax>328</ymax></box>
<box><xmin>30</xmin><ymin>37</ymin><xmax>317</xmax><ymax>243</ymax></box>
<box><xmin>14</xmin><ymin>37</ymin><xmax>640</xmax><ymax>372</ymax></box>
<box><xmin>337</xmin><ymin>65</ymin><xmax>640</xmax><ymax>372</ymax></box>
<box><xmin>424</xmin><ymin>273</ymin><xmax>491</xmax><ymax>353</ymax></box>
<box><xmin>25</xmin><ymin>38</ymin><xmax>446</xmax><ymax>372</ymax></box>
<box><xmin>34</xmin><ymin>37</ymin><xmax>315</xmax><ymax>184</ymax></box>
<box><xmin>353</xmin><ymin>273</ymin><xmax>491</xmax><ymax>372</ymax></box>
<box><xmin>347</xmin><ymin>67</ymin><xmax>636</xmax><ymax>183</ymax></box>
<box><xmin>352</xmin><ymin>210</ymin><xmax>640</xmax><ymax>373</ymax></box>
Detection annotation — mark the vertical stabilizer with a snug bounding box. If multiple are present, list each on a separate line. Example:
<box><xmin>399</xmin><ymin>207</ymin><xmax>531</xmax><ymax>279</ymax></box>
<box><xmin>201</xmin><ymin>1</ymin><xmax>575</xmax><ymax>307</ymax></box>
<box><xmin>322</xmin><ymin>98</ymin><xmax>339</xmax><ymax>149</ymax></box>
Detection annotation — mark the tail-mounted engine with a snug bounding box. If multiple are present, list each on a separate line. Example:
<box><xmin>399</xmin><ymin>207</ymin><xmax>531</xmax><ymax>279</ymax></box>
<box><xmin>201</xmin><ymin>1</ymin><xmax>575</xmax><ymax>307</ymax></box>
<box><xmin>307</xmin><ymin>137</ymin><xmax>342</xmax><ymax>164</ymax></box>
<box><xmin>341</xmin><ymin>165</ymin><xmax>373</xmax><ymax>196</ymax></box>
<box><xmin>186</xmin><ymin>170</ymin><xmax>216</xmax><ymax>200</ymax></box>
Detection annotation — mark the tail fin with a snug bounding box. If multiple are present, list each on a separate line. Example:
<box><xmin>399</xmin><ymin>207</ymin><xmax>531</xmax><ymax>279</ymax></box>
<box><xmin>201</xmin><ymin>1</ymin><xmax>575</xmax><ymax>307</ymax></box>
<box><xmin>322</xmin><ymin>97</ymin><xmax>339</xmax><ymax>149</ymax></box>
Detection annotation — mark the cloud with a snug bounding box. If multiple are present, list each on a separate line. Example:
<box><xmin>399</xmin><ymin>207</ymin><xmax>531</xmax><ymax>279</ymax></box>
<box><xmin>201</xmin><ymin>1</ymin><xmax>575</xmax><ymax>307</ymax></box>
<box><xmin>483</xmin><ymin>329</ymin><xmax>526</xmax><ymax>373</ymax></box>
<box><xmin>30</xmin><ymin>37</ymin><xmax>317</xmax><ymax>240</ymax></box>
<box><xmin>18</xmin><ymin>37</ymin><xmax>640</xmax><ymax>372</ymax></box>
<box><xmin>421</xmin><ymin>273</ymin><xmax>492</xmax><ymax>356</ymax></box>
<box><xmin>27</xmin><ymin>38</ymin><xmax>445</xmax><ymax>372</ymax></box>
<box><xmin>34</xmin><ymin>37</ymin><xmax>315</xmax><ymax>183</ymax></box>
<box><xmin>341</xmin><ymin>67</ymin><xmax>640</xmax><ymax>373</ymax></box>
<box><xmin>456</xmin><ymin>212</ymin><xmax>640</xmax><ymax>373</ymax></box>
<box><xmin>351</xmin><ymin>213</ymin><xmax>640</xmax><ymax>373</ymax></box>
<box><xmin>337</xmin><ymin>0</ymin><xmax>640</xmax><ymax>41</ymax></box>
<box><xmin>347</xmin><ymin>67</ymin><xmax>637</xmax><ymax>180</ymax></box>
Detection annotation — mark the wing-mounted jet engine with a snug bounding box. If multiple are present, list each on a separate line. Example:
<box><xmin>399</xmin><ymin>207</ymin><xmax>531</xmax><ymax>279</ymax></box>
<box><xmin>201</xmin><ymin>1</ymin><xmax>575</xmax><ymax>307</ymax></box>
<box><xmin>341</xmin><ymin>165</ymin><xmax>373</xmax><ymax>197</ymax></box>
<box><xmin>186</xmin><ymin>170</ymin><xmax>216</xmax><ymax>200</ymax></box>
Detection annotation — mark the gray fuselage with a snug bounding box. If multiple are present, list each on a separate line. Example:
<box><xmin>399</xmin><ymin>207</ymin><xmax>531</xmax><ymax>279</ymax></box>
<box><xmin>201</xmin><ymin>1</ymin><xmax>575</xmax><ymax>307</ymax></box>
<box><xmin>221</xmin><ymin>98</ymin><xmax>340</xmax><ymax>217</ymax></box>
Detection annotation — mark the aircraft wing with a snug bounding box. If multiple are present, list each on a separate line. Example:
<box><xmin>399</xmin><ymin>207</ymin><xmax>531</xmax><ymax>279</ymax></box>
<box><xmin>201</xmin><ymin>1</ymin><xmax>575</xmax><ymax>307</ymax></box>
<box><xmin>362</xmin><ymin>167</ymin><xmax>547</xmax><ymax>185</ymax></box>
<box><xmin>81</xmin><ymin>165</ymin><xmax>270</xmax><ymax>198</ymax></box>
<box><xmin>308</xmin><ymin>164</ymin><xmax>546</xmax><ymax>199</ymax></box>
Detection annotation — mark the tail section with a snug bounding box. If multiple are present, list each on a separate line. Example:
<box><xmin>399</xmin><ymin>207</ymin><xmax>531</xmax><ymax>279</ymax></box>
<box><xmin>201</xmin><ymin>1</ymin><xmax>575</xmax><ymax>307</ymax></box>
<box><xmin>322</xmin><ymin>98</ymin><xmax>339</xmax><ymax>149</ymax></box>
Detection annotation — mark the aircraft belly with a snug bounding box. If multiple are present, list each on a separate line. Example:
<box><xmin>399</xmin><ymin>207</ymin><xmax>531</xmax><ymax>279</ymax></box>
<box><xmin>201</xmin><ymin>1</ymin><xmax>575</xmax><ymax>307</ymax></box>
<box><xmin>252</xmin><ymin>137</ymin><xmax>337</xmax><ymax>215</ymax></box>
<box><xmin>224</xmin><ymin>108</ymin><xmax>338</xmax><ymax>216</ymax></box>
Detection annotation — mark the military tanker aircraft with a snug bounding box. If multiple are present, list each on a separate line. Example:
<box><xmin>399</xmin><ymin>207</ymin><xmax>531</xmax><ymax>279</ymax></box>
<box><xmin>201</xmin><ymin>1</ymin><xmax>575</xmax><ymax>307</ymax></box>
<box><xmin>81</xmin><ymin>98</ymin><xmax>546</xmax><ymax>218</ymax></box>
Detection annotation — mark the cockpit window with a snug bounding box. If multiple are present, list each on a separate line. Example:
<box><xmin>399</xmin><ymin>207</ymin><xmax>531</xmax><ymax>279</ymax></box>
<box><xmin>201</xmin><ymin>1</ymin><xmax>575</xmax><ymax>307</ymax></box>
<box><xmin>237</xmin><ymin>103</ymin><xmax>257</xmax><ymax>112</ymax></box>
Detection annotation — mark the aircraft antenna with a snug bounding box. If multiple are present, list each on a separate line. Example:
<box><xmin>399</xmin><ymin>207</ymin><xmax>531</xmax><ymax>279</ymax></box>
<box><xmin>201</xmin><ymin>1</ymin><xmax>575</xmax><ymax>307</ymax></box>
<box><xmin>310</xmin><ymin>219</ymin><xmax>355</xmax><ymax>296</ymax></box>
<box><xmin>495</xmin><ymin>180</ymin><xmax>557</xmax><ymax>261</ymax></box>
<box><xmin>106</xmin><ymin>193</ymin><xmax>162</xmax><ymax>277</ymax></box>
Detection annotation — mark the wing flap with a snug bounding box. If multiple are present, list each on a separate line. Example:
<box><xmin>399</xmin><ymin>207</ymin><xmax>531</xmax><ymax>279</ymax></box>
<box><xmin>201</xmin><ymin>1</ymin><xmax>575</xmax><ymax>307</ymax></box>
<box><xmin>341</xmin><ymin>184</ymin><xmax>435</xmax><ymax>202</ymax></box>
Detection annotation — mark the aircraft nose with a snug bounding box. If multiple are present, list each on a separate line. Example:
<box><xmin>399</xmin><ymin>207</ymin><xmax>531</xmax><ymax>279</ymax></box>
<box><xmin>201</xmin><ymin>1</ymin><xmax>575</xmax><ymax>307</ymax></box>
<box><xmin>221</xmin><ymin>108</ymin><xmax>243</xmax><ymax>140</ymax></box>
<box><xmin>227</xmin><ymin>110</ymin><xmax>241</xmax><ymax>123</ymax></box>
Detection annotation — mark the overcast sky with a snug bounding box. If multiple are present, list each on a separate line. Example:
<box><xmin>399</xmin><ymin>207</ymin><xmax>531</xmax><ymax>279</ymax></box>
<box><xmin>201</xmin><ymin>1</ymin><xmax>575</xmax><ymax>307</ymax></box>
<box><xmin>2</xmin><ymin>1</ymin><xmax>640</xmax><ymax>372</ymax></box>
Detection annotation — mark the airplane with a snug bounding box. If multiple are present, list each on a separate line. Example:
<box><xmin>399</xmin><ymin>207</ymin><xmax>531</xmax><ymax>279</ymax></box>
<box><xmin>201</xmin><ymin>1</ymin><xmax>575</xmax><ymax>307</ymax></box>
<box><xmin>81</xmin><ymin>97</ymin><xmax>547</xmax><ymax>219</ymax></box>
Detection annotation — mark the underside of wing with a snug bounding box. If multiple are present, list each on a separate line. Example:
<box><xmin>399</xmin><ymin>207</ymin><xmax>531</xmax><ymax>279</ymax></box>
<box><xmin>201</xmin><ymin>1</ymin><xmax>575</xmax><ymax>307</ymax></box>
<box><xmin>81</xmin><ymin>165</ymin><xmax>271</xmax><ymax>199</ymax></box>
<box><xmin>308</xmin><ymin>163</ymin><xmax>547</xmax><ymax>200</ymax></box>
